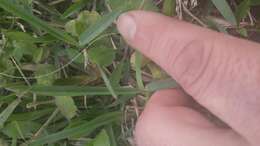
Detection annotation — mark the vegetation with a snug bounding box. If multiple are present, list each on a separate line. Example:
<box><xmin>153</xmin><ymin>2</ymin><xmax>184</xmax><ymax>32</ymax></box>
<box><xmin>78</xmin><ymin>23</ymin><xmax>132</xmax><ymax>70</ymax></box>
<box><xmin>0</xmin><ymin>0</ymin><xmax>259</xmax><ymax>145</ymax></box>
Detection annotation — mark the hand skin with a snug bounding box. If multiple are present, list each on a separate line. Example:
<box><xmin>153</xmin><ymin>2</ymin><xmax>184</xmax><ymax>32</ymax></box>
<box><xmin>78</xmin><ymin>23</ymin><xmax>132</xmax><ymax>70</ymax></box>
<box><xmin>117</xmin><ymin>11</ymin><xmax>260</xmax><ymax>146</ymax></box>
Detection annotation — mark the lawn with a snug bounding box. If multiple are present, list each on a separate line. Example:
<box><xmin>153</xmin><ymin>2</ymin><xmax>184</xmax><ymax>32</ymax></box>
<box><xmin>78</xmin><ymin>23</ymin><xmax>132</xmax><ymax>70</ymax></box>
<box><xmin>0</xmin><ymin>0</ymin><xmax>259</xmax><ymax>146</ymax></box>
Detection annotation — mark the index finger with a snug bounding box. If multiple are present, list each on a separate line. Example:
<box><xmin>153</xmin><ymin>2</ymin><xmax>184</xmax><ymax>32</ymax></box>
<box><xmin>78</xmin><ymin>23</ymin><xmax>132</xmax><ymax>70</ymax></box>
<box><xmin>117</xmin><ymin>11</ymin><xmax>260</xmax><ymax>145</ymax></box>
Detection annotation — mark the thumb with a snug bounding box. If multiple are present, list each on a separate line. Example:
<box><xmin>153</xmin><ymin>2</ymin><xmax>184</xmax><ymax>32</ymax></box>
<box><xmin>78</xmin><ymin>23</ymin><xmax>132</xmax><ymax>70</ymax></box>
<box><xmin>135</xmin><ymin>89</ymin><xmax>248</xmax><ymax>146</ymax></box>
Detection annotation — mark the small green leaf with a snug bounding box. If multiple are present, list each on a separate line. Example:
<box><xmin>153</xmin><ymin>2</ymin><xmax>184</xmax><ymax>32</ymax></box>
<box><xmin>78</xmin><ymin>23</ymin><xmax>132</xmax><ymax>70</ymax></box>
<box><xmin>2</xmin><ymin>121</ymin><xmax>41</xmax><ymax>139</ymax></box>
<box><xmin>88</xmin><ymin>46</ymin><xmax>115</xmax><ymax>67</ymax></box>
<box><xmin>66</xmin><ymin>48</ymin><xmax>85</xmax><ymax>64</ymax></box>
<box><xmin>0</xmin><ymin>0</ymin><xmax>77</xmax><ymax>45</ymax></box>
<box><xmin>12</xmin><ymin>41</ymin><xmax>36</xmax><ymax>60</ymax></box>
<box><xmin>65</xmin><ymin>11</ymin><xmax>101</xmax><ymax>37</ymax></box>
<box><xmin>55</xmin><ymin>96</ymin><xmax>77</xmax><ymax>120</ymax></box>
<box><xmin>237</xmin><ymin>28</ymin><xmax>248</xmax><ymax>37</ymax></box>
<box><xmin>86</xmin><ymin>129</ymin><xmax>110</xmax><ymax>146</ymax></box>
<box><xmin>6</xmin><ymin>31</ymin><xmax>37</xmax><ymax>61</ymax></box>
<box><xmin>5</xmin><ymin>31</ymin><xmax>36</xmax><ymax>43</ymax></box>
<box><xmin>32</xmin><ymin>47</ymin><xmax>44</xmax><ymax>63</ymax></box>
<box><xmin>65</xmin><ymin>20</ymin><xmax>78</xmax><ymax>37</ymax></box>
<box><xmin>235</xmin><ymin>0</ymin><xmax>250</xmax><ymax>24</ymax></box>
<box><xmin>77</xmin><ymin>11</ymin><xmax>101</xmax><ymax>32</ymax></box>
<box><xmin>0</xmin><ymin>56</ymin><xmax>14</xmax><ymax>76</ymax></box>
<box><xmin>35</xmin><ymin>64</ymin><xmax>57</xmax><ymax>86</ymax></box>
<box><xmin>0</xmin><ymin>98</ymin><xmax>21</xmax><ymax>129</ymax></box>
<box><xmin>210</xmin><ymin>0</ymin><xmax>237</xmax><ymax>25</ymax></box>
<box><xmin>79</xmin><ymin>10</ymin><xmax>122</xmax><ymax>46</ymax></box>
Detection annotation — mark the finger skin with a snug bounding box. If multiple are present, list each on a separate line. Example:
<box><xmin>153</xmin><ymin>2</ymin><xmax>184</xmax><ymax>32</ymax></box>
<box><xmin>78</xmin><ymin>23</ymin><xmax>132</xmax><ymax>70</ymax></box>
<box><xmin>135</xmin><ymin>89</ymin><xmax>249</xmax><ymax>146</ymax></box>
<box><xmin>117</xmin><ymin>11</ymin><xmax>260</xmax><ymax>145</ymax></box>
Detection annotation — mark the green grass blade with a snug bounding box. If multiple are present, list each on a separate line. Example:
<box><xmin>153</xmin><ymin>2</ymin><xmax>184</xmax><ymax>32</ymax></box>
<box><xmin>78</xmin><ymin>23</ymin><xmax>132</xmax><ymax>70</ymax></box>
<box><xmin>0</xmin><ymin>94</ymin><xmax>16</xmax><ymax>103</ymax></box>
<box><xmin>11</xmin><ymin>138</ymin><xmax>17</xmax><ymax>146</ymax></box>
<box><xmin>99</xmin><ymin>66</ymin><xmax>118</xmax><ymax>99</ymax></box>
<box><xmin>210</xmin><ymin>0</ymin><xmax>237</xmax><ymax>25</ymax></box>
<box><xmin>8</xmin><ymin>108</ymin><xmax>53</xmax><ymax>122</ymax></box>
<box><xmin>79</xmin><ymin>9</ymin><xmax>122</xmax><ymax>47</ymax></box>
<box><xmin>162</xmin><ymin>0</ymin><xmax>176</xmax><ymax>16</ymax></box>
<box><xmin>146</xmin><ymin>79</ymin><xmax>179</xmax><ymax>92</ymax></box>
<box><xmin>29</xmin><ymin>112</ymin><xmax>121</xmax><ymax>146</ymax></box>
<box><xmin>135</xmin><ymin>51</ymin><xmax>145</xmax><ymax>89</ymax></box>
<box><xmin>206</xmin><ymin>16</ymin><xmax>228</xmax><ymax>34</ymax></box>
<box><xmin>0</xmin><ymin>98</ymin><xmax>21</xmax><ymax>129</ymax></box>
<box><xmin>0</xmin><ymin>0</ymin><xmax>77</xmax><ymax>46</ymax></box>
<box><xmin>62</xmin><ymin>0</ymin><xmax>88</xmax><ymax>18</ymax></box>
<box><xmin>2</xmin><ymin>84</ymin><xmax>140</xmax><ymax>96</ymax></box>
<box><xmin>106</xmin><ymin>125</ymin><xmax>117</xmax><ymax>146</ymax></box>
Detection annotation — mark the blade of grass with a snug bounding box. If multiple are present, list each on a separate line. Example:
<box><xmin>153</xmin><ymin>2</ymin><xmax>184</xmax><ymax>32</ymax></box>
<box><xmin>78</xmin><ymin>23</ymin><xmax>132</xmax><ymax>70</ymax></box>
<box><xmin>0</xmin><ymin>98</ymin><xmax>21</xmax><ymax>129</ymax></box>
<box><xmin>145</xmin><ymin>78</ymin><xmax>179</xmax><ymax>92</ymax></box>
<box><xmin>206</xmin><ymin>16</ymin><xmax>229</xmax><ymax>34</ymax></box>
<box><xmin>3</xmin><ymin>84</ymin><xmax>140</xmax><ymax>96</ymax></box>
<box><xmin>14</xmin><ymin>121</ymin><xmax>26</xmax><ymax>140</ymax></box>
<box><xmin>8</xmin><ymin>108</ymin><xmax>53</xmax><ymax>122</ymax></box>
<box><xmin>0</xmin><ymin>94</ymin><xmax>16</xmax><ymax>103</ymax></box>
<box><xmin>33</xmin><ymin>0</ymin><xmax>61</xmax><ymax>17</ymax></box>
<box><xmin>0</xmin><ymin>0</ymin><xmax>77</xmax><ymax>46</ymax></box>
<box><xmin>33</xmin><ymin>108</ymin><xmax>59</xmax><ymax>138</ymax></box>
<box><xmin>135</xmin><ymin>51</ymin><xmax>144</xmax><ymax>89</ymax></box>
<box><xmin>11</xmin><ymin>138</ymin><xmax>17</xmax><ymax>146</ymax></box>
<box><xmin>62</xmin><ymin>0</ymin><xmax>89</xmax><ymax>18</ymax></box>
<box><xmin>106</xmin><ymin>125</ymin><xmax>117</xmax><ymax>146</ymax></box>
<box><xmin>210</xmin><ymin>0</ymin><xmax>237</xmax><ymax>25</ymax></box>
<box><xmin>98</xmin><ymin>66</ymin><xmax>118</xmax><ymax>99</ymax></box>
<box><xmin>29</xmin><ymin>112</ymin><xmax>121</xmax><ymax>146</ymax></box>
<box><xmin>162</xmin><ymin>0</ymin><xmax>176</xmax><ymax>16</ymax></box>
<box><xmin>79</xmin><ymin>9</ymin><xmax>122</xmax><ymax>47</ymax></box>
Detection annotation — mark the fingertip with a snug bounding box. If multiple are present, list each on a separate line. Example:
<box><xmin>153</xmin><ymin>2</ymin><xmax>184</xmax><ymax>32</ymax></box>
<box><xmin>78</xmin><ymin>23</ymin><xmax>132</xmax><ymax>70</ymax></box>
<box><xmin>117</xmin><ymin>10</ymin><xmax>169</xmax><ymax>52</ymax></box>
<box><xmin>117</xmin><ymin>12</ymin><xmax>137</xmax><ymax>41</ymax></box>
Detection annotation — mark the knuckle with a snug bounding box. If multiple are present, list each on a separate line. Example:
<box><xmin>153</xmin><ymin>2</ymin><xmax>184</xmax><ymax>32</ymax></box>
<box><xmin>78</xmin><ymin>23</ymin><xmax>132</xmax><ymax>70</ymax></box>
<box><xmin>169</xmin><ymin>39</ymin><xmax>215</xmax><ymax>96</ymax></box>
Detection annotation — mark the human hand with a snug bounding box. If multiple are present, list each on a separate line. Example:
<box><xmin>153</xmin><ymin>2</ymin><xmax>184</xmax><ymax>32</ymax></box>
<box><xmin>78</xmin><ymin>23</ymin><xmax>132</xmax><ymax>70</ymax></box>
<box><xmin>117</xmin><ymin>11</ymin><xmax>260</xmax><ymax>146</ymax></box>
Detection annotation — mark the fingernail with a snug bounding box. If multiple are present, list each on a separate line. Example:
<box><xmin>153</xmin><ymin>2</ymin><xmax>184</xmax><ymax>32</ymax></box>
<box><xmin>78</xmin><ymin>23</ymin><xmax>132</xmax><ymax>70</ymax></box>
<box><xmin>117</xmin><ymin>13</ymin><xmax>136</xmax><ymax>40</ymax></box>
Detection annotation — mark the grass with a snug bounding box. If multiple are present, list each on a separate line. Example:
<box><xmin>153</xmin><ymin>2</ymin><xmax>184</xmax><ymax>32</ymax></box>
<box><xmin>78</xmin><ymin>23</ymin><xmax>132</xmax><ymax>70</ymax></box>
<box><xmin>0</xmin><ymin>0</ymin><xmax>259</xmax><ymax>146</ymax></box>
